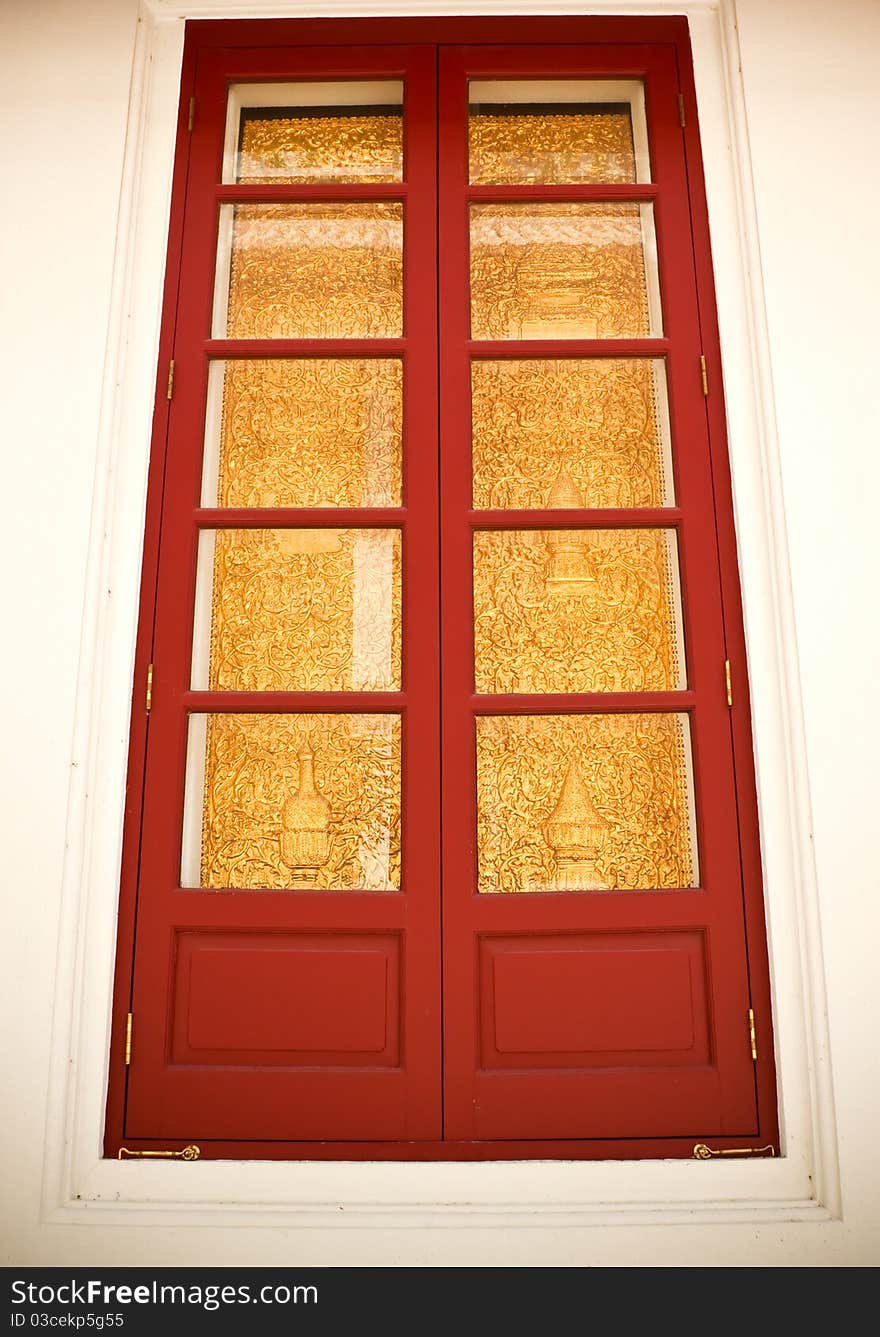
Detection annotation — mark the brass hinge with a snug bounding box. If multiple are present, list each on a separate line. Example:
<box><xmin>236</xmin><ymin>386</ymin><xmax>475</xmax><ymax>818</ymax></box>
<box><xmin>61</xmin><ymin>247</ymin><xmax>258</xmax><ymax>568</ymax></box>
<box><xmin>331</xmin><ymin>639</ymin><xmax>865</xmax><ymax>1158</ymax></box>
<box><xmin>118</xmin><ymin>1145</ymin><xmax>201</xmax><ymax>1161</ymax></box>
<box><xmin>187</xmin><ymin>96</ymin><xmax>195</xmax><ymax>132</ymax></box>
<box><xmin>749</xmin><ymin>1007</ymin><xmax>758</xmax><ymax>1061</ymax></box>
<box><xmin>677</xmin><ymin>92</ymin><xmax>686</xmax><ymax>128</ymax></box>
<box><xmin>145</xmin><ymin>662</ymin><xmax>153</xmax><ymax>713</ymax></box>
<box><xmin>694</xmin><ymin>1143</ymin><xmax>775</xmax><ymax>1159</ymax></box>
<box><xmin>124</xmin><ymin>1012</ymin><xmax>133</xmax><ymax>1066</ymax></box>
<box><xmin>700</xmin><ymin>353</ymin><xmax>709</xmax><ymax>396</ymax></box>
<box><xmin>724</xmin><ymin>658</ymin><xmax>733</xmax><ymax>707</ymax></box>
<box><xmin>166</xmin><ymin>359</ymin><xmax>176</xmax><ymax>401</ymax></box>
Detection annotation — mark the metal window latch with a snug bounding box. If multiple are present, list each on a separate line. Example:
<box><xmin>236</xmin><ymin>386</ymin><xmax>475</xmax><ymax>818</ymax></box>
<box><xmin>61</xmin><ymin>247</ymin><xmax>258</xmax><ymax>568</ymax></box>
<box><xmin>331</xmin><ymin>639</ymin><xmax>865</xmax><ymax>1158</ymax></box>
<box><xmin>694</xmin><ymin>1143</ymin><xmax>775</xmax><ymax>1159</ymax></box>
<box><xmin>118</xmin><ymin>1145</ymin><xmax>201</xmax><ymax>1161</ymax></box>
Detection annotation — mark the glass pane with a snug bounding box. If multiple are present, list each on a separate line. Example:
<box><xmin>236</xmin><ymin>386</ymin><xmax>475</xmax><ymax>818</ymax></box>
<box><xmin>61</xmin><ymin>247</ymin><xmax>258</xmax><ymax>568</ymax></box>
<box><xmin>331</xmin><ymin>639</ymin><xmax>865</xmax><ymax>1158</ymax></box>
<box><xmin>191</xmin><ymin>529</ymin><xmax>401</xmax><ymax>692</ymax></box>
<box><xmin>469</xmin><ymin>79</ymin><xmax>650</xmax><ymax>184</ymax></box>
<box><xmin>225</xmin><ymin>81</ymin><xmax>403</xmax><ymax>184</ymax></box>
<box><xmin>476</xmin><ymin>714</ymin><xmax>698</xmax><ymax>893</ymax></box>
<box><xmin>472</xmin><ymin>358</ymin><xmax>673</xmax><ymax>509</ymax></box>
<box><xmin>215</xmin><ymin>202</ymin><xmax>403</xmax><ymax>339</ymax></box>
<box><xmin>473</xmin><ymin>529</ymin><xmax>685</xmax><ymax>693</ymax></box>
<box><xmin>469</xmin><ymin>202</ymin><xmax>661</xmax><ymax>340</ymax></box>
<box><xmin>201</xmin><ymin>359</ymin><xmax>402</xmax><ymax>509</ymax></box>
<box><xmin>181</xmin><ymin>713</ymin><xmax>401</xmax><ymax>890</ymax></box>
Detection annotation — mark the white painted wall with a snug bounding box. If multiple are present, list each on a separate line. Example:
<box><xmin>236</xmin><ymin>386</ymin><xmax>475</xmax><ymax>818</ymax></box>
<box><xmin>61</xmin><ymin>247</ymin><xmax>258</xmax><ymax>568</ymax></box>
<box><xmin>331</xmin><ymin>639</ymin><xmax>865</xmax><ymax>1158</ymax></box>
<box><xmin>1</xmin><ymin>0</ymin><xmax>878</xmax><ymax>1266</ymax></box>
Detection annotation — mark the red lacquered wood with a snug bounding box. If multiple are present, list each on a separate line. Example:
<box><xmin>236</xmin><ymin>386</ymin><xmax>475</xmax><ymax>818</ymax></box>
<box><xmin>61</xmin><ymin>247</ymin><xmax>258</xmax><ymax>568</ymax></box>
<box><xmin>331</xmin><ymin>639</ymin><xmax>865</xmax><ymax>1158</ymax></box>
<box><xmin>216</xmin><ymin>184</ymin><xmax>409</xmax><ymax>203</ymax></box>
<box><xmin>195</xmin><ymin>507</ymin><xmax>406</xmax><ymax>530</ymax></box>
<box><xmin>467</xmin><ymin>184</ymin><xmax>659</xmax><ymax>202</ymax></box>
<box><xmin>117</xmin><ymin>43</ymin><xmax>442</xmax><ymax>1147</ymax></box>
<box><xmin>167</xmin><ymin>890</ymin><xmax>408</xmax><ymax>929</ymax></box>
<box><xmin>184</xmin><ymin>17</ymin><xmax>693</xmax><ymax>50</ymax></box>
<box><xmin>675</xmin><ymin>30</ymin><xmax>779</xmax><ymax>1150</ymax></box>
<box><xmin>103</xmin><ymin>37</ymin><xmax>200</xmax><ymax>1159</ymax></box>
<box><xmin>108</xmin><ymin>15</ymin><xmax>778</xmax><ymax>1160</ymax></box>
<box><xmin>469</xmin><ymin>692</ymin><xmax>696</xmax><ymax>715</ymax></box>
<box><xmin>204</xmin><ymin>338</ymin><xmax>407</xmax><ymax>358</ymax></box>
<box><xmin>439</xmin><ymin>41</ymin><xmax>760</xmax><ymax>1143</ymax></box>
<box><xmin>469</xmin><ymin>507</ymin><xmax>682</xmax><ymax>530</ymax></box>
<box><xmin>181</xmin><ymin>691</ymin><xmax>405</xmax><ymax>713</ymax></box>
<box><xmin>469</xmin><ymin>888</ymin><xmax>710</xmax><ymax>931</ymax></box>
<box><xmin>469</xmin><ymin>338</ymin><xmax>669</xmax><ymax>358</ymax></box>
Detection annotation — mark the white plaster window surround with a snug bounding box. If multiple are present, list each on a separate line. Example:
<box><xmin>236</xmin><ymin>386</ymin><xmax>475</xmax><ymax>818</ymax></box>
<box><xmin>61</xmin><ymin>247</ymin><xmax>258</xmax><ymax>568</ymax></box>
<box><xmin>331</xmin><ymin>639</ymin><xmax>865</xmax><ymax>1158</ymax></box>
<box><xmin>42</xmin><ymin>0</ymin><xmax>839</xmax><ymax>1230</ymax></box>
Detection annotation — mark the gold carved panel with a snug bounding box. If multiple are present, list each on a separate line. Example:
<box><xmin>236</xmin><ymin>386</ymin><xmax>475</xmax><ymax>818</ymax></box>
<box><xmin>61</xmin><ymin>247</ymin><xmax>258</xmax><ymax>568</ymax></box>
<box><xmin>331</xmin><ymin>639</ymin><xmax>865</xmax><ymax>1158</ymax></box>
<box><xmin>195</xmin><ymin>713</ymin><xmax>401</xmax><ymax>890</ymax></box>
<box><xmin>224</xmin><ymin>202</ymin><xmax>403</xmax><ymax>339</ymax></box>
<box><xmin>210</xmin><ymin>359</ymin><xmax>402</xmax><ymax>509</ymax></box>
<box><xmin>469</xmin><ymin>109</ymin><xmax>636</xmax><ymax>185</ymax></box>
<box><xmin>469</xmin><ymin>202</ymin><xmax>653</xmax><ymax>340</ymax></box>
<box><xmin>473</xmin><ymin>528</ymin><xmax>684</xmax><ymax>694</ymax></box>
<box><xmin>476</xmin><ymin>714</ymin><xmax>696</xmax><ymax>893</ymax></box>
<box><xmin>201</xmin><ymin>528</ymin><xmax>401</xmax><ymax>693</ymax></box>
<box><xmin>238</xmin><ymin>111</ymin><xmax>403</xmax><ymax>184</ymax></box>
<box><xmin>471</xmin><ymin>359</ymin><xmax>671</xmax><ymax>510</ymax></box>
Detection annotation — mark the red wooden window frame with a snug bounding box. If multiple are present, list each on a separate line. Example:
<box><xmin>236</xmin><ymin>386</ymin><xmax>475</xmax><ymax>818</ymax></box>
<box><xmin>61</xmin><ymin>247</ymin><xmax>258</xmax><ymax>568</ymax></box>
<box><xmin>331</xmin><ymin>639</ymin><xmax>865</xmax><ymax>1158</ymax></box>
<box><xmin>105</xmin><ymin>15</ymin><xmax>778</xmax><ymax>1162</ymax></box>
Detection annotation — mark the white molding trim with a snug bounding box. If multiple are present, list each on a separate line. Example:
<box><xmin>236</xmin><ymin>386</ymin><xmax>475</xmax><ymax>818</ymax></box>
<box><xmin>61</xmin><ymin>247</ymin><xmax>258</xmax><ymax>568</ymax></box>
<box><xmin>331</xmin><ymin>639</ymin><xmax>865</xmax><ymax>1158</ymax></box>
<box><xmin>41</xmin><ymin>0</ymin><xmax>840</xmax><ymax>1233</ymax></box>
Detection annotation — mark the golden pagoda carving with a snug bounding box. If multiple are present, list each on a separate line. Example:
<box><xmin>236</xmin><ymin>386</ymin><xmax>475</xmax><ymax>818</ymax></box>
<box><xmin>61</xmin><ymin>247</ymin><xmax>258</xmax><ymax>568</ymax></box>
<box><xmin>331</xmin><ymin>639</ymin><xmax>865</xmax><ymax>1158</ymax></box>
<box><xmin>544</xmin><ymin>467</ymin><xmax>595</xmax><ymax>597</ymax></box>
<box><xmin>280</xmin><ymin>749</ymin><xmax>331</xmax><ymax>886</ymax></box>
<box><xmin>542</xmin><ymin>758</ymin><xmax>609</xmax><ymax>890</ymax></box>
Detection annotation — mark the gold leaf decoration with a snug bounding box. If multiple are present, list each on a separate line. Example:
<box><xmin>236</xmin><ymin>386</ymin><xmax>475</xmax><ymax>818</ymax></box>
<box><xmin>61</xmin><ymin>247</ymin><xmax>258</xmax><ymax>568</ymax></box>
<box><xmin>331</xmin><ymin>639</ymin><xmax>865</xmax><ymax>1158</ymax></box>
<box><xmin>473</xmin><ymin>528</ymin><xmax>683</xmax><ymax>693</ymax></box>
<box><xmin>204</xmin><ymin>529</ymin><xmax>401</xmax><ymax>692</ymax></box>
<box><xmin>476</xmin><ymin>714</ymin><xmax>696</xmax><ymax>893</ymax></box>
<box><xmin>471</xmin><ymin>358</ymin><xmax>671</xmax><ymax>510</ymax></box>
<box><xmin>198</xmin><ymin>713</ymin><xmax>401</xmax><ymax>890</ymax></box>
<box><xmin>212</xmin><ymin>359</ymin><xmax>402</xmax><ymax>509</ymax></box>
<box><xmin>225</xmin><ymin>202</ymin><xmax>403</xmax><ymax>339</ymax></box>
<box><xmin>469</xmin><ymin>109</ymin><xmax>636</xmax><ymax>185</ymax></box>
<box><xmin>238</xmin><ymin>111</ymin><xmax>403</xmax><ymax>184</ymax></box>
<box><xmin>469</xmin><ymin>202</ymin><xmax>652</xmax><ymax>340</ymax></box>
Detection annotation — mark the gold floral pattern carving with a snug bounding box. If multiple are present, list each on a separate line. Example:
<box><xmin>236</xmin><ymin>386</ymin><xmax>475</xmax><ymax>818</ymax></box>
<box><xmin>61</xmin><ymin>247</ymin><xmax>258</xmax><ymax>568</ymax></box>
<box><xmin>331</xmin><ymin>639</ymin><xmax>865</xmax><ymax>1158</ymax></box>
<box><xmin>470</xmin><ymin>202</ymin><xmax>651</xmax><ymax>340</ymax></box>
<box><xmin>473</xmin><ymin>528</ymin><xmax>683</xmax><ymax>694</ymax></box>
<box><xmin>469</xmin><ymin>110</ymin><xmax>636</xmax><ymax>185</ymax></box>
<box><xmin>204</xmin><ymin>528</ymin><xmax>401</xmax><ymax>692</ymax></box>
<box><xmin>238</xmin><ymin>112</ymin><xmax>403</xmax><ymax>184</ymax></box>
<box><xmin>225</xmin><ymin>203</ymin><xmax>403</xmax><ymax>339</ymax></box>
<box><xmin>199</xmin><ymin>713</ymin><xmax>401</xmax><ymax>890</ymax></box>
<box><xmin>213</xmin><ymin>359</ymin><xmax>402</xmax><ymax>509</ymax></box>
<box><xmin>476</xmin><ymin>714</ymin><xmax>695</xmax><ymax>893</ymax></box>
<box><xmin>471</xmin><ymin>359</ymin><xmax>671</xmax><ymax>510</ymax></box>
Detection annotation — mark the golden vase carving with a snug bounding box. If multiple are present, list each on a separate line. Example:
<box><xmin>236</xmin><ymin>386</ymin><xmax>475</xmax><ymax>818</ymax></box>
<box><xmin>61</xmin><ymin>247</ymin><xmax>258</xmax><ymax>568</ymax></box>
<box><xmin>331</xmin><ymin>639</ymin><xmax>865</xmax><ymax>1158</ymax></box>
<box><xmin>280</xmin><ymin>749</ymin><xmax>331</xmax><ymax>886</ymax></box>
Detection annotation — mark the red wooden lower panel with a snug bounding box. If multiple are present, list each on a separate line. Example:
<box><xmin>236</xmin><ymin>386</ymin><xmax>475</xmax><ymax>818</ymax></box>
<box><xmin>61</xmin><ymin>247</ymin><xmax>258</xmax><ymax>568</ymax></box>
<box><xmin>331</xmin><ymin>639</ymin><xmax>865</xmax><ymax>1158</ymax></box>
<box><xmin>480</xmin><ymin>932</ymin><xmax>708</xmax><ymax>1069</ymax></box>
<box><xmin>125</xmin><ymin>924</ymin><xmax>440</xmax><ymax>1142</ymax></box>
<box><xmin>444</xmin><ymin>920</ymin><xmax>758</xmax><ymax>1142</ymax></box>
<box><xmin>473</xmin><ymin>929</ymin><xmax>734</xmax><ymax>1139</ymax></box>
<box><xmin>173</xmin><ymin>931</ymin><xmax>399</xmax><ymax>1065</ymax></box>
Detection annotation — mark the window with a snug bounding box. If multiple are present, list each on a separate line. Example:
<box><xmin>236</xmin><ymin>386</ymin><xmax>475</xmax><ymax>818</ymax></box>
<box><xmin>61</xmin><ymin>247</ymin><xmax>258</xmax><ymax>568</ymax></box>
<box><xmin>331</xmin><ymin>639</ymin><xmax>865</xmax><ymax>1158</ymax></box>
<box><xmin>106</xmin><ymin>17</ymin><xmax>778</xmax><ymax>1161</ymax></box>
